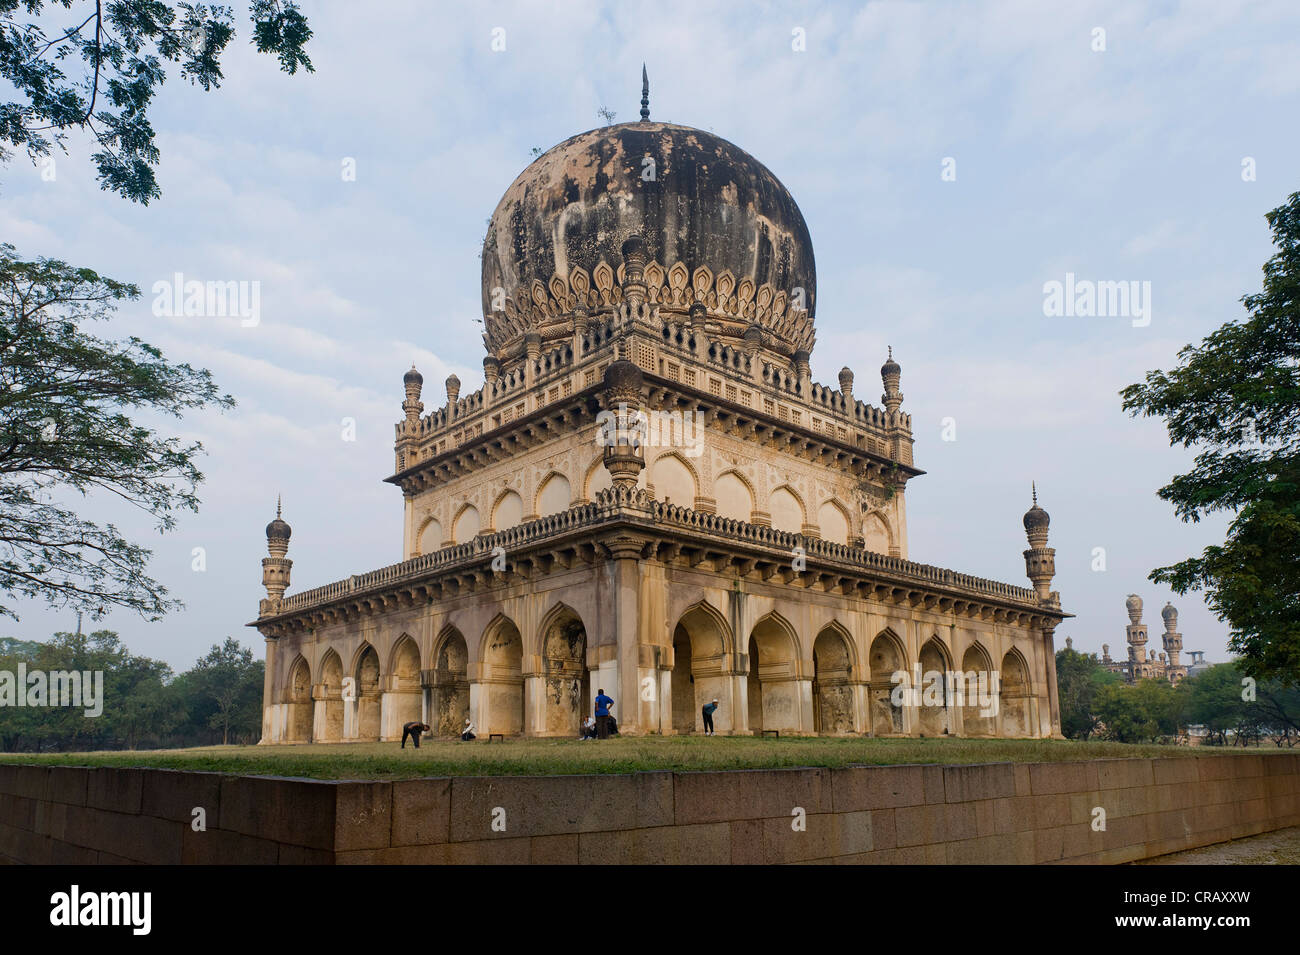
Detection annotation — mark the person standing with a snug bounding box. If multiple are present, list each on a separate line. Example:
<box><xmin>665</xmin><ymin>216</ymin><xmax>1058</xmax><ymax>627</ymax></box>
<box><xmin>594</xmin><ymin>688</ymin><xmax>614</xmax><ymax>740</ymax></box>
<box><xmin>702</xmin><ymin>699</ymin><xmax>719</xmax><ymax>736</ymax></box>
<box><xmin>402</xmin><ymin>721</ymin><xmax>430</xmax><ymax>748</ymax></box>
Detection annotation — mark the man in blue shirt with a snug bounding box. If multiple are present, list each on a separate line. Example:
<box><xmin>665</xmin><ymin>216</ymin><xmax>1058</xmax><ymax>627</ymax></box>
<box><xmin>702</xmin><ymin>699</ymin><xmax>719</xmax><ymax>736</ymax></box>
<box><xmin>594</xmin><ymin>688</ymin><xmax>614</xmax><ymax>739</ymax></box>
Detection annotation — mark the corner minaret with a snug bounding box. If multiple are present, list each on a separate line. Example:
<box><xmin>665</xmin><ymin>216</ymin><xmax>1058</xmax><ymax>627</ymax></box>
<box><xmin>881</xmin><ymin>346</ymin><xmax>902</xmax><ymax>414</ymax></box>
<box><xmin>261</xmin><ymin>497</ymin><xmax>292</xmax><ymax>613</ymax></box>
<box><xmin>402</xmin><ymin>364</ymin><xmax>424</xmax><ymax>425</ymax></box>
<box><xmin>1022</xmin><ymin>483</ymin><xmax>1056</xmax><ymax>603</ymax></box>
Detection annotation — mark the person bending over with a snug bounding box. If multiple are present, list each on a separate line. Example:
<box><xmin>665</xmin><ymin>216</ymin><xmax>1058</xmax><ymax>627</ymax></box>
<box><xmin>402</xmin><ymin>722</ymin><xmax>430</xmax><ymax>749</ymax></box>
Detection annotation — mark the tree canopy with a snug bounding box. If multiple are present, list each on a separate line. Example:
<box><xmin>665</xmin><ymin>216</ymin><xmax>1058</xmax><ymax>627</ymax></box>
<box><xmin>0</xmin><ymin>243</ymin><xmax>233</xmax><ymax>621</ymax></box>
<box><xmin>1122</xmin><ymin>191</ymin><xmax>1300</xmax><ymax>687</ymax></box>
<box><xmin>1</xmin><ymin>0</ymin><xmax>312</xmax><ymax>202</ymax></box>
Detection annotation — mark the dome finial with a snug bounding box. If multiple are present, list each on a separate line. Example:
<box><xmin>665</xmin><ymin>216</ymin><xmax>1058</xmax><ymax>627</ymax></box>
<box><xmin>1032</xmin><ymin>481</ymin><xmax>1037</xmax><ymax>506</ymax></box>
<box><xmin>640</xmin><ymin>64</ymin><xmax>650</xmax><ymax>122</ymax></box>
<box><xmin>276</xmin><ymin>493</ymin><xmax>282</xmax><ymax>519</ymax></box>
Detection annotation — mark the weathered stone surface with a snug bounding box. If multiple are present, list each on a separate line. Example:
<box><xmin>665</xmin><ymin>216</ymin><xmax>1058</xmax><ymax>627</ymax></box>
<box><xmin>675</xmin><ymin>768</ymin><xmax>830</xmax><ymax>825</ymax></box>
<box><xmin>390</xmin><ymin>778</ymin><xmax>451</xmax><ymax>847</ymax></box>
<box><xmin>86</xmin><ymin>767</ymin><xmax>143</xmax><ymax>814</ymax></box>
<box><xmin>943</xmin><ymin>763</ymin><xmax>1017</xmax><ymax>802</ymax></box>
<box><xmin>451</xmin><ymin>772</ymin><xmax>673</xmax><ymax>840</ymax></box>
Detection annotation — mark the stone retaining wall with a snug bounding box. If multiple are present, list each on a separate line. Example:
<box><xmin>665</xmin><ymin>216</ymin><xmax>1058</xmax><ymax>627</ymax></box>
<box><xmin>0</xmin><ymin>753</ymin><xmax>1296</xmax><ymax>864</ymax></box>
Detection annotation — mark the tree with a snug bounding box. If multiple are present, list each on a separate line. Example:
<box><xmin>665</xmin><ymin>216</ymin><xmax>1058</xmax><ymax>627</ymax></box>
<box><xmin>1054</xmin><ymin>646</ymin><xmax>1120</xmax><ymax>740</ymax></box>
<box><xmin>1094</xmin><ymin>678</ymin><xmax>1183</xmax><ymax>744</ymax></box>
<box><xmin>1</xmin><ymin>0</ymin><xmax>312</xmax><ymax>203</ymax></box>
<box><xmin>1122</xmin><ymin>191</ymin><xmax>1300</xmax><ymax>687</ymax></box>
<box><xmin>0</xmin><ymin>244</ymin><xmax>234</xmax><ymax>621</ymax></box>
<box><xmin>189</xmin><ymin>637</ymin><xmax>262</xmax><ymax>745</ymax></box>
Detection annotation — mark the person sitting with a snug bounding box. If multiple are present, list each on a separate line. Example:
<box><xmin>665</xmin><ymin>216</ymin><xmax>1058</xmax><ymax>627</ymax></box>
<box><xmin>461</xmin><ymin>718</ymin><xmax>476</xmax><ymax>741</ymax></box>
<box><xmin>579</xmin><ymin>716</ymin><xmax>597</xmax><ymax>740</ymax></box>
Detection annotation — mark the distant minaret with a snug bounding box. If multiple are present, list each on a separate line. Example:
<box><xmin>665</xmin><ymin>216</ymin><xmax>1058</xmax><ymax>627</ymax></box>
<box><xmin>1125</xmin><ymin>594</ymin><xmax>1148</xmax><ymax>669</ymax></box>
<box><xmin>261</xmin><ymin>497</ymin><xmax>293</xmax><ymax>613</ymax></box>
<box><xmin>1022</xmin><ymin>483</ymin><xmax>1056</xmax><ymax>602</ymax></box>
<box><xmin>1161</xmin><ymin>601</ymin><xmax>1183</xmax><ymax>679</ymax></box>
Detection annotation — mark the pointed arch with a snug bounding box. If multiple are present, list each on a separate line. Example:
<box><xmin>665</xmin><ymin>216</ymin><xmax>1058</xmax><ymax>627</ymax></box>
<box><xmin>415</xmin><ymin>516</ymin><xmax>444</xmax><ymax>555</ymax></box>
<box><xmin>768</xmin><ymin>484</ymin><xmax>805</xmax><ymax>533</ymax></box>
<box><xmin>960</xmin><ymin>641</ymin><xmax>996</xmax><ymax>737</ymax></box>
<box><xmin>713</xmin><ymin>469</ymin><xmax>754</xmax><ymax>522</ymax></box>
<box><xmin>431</xmin><ymin>625</ymin><xmax>470</xmax><ymax>736</ymax></box>
<box><xmin>352</xmin><ymin>642</ymin><xmax>382</xmax><ymax>740</ymax></box>
<box><xmin>490</xmin><ymin>488</ymin><xmax>524</xmax><ymax>531</ymax></box>
<box><xmin>747</xmin><ymin>611</ymin><xmax>801</xmax><ymax>734</ymax></box>
<box><xmin>479</xmin><ymin>613</ymin><xmax>524</xmax><ymax>736</ymax></box>
<box><xmin>918</xmin><ymin>636</ymin><xmax>953</xmax><ymax>736</ymax></box>
<box><xmin>534</xmin><ymin>470</ymin><xmax>573</xmax><ymax>517</ymax></box>
<box><xmin>451</xmin><ymin>502</ymin><xmax>481</xmax><ymax>543</ymax></box>
<box><xmin>868</xmin><ymin>629</ymin><xmax>906</xmax><ymax>736</ymax></box>
<box><xmin>671</xmin><ymin>600</ymin><xmax>735</xmax><ymax>734</ymax></box>
<box><xmin>316</xmin><ymin>648</ymin><xmax>344</xmax><ymax>742</ymax></box>
<box><xmin>1000</xmin><ymin>646</ymin><xmax>1033</xmax><ymax>738</ymax></box>
<box><xmin>817</xmin><ymin>498</ymin><xmax>852</xmax><ymax>545</ymax></box>
<box><xmin>388</xmin><ymin>633</ymin><xmax>422</xmax><ymax>678</ymax></box>
<box><xmin>649</xmin><ymin>450</ymin><xmax>699</xmax><ymax>507</ymax></box>
<box><xmin>536</xmin><ymin>601</ymin><xmax>590</xmax><ymax>736</ymax></box>
<box><xmin>812</xmin><ymin>622</ymin><xmax>855</xmax><ymax>736</ymax></box>
<box><xmin>862</xmin><ymin>510</ymin><xmax>893</xmax><ymax>555</ymax></box>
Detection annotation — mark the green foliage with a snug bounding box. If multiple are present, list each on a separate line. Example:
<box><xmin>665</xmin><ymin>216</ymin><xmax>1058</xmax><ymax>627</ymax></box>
<box><xmin>0</xmin><ymin>0</ymin><xmax>312</xmax><ymax>202</ymax></box>
<box><xmin>1054</xmin><ymin>646</ymin><xmax>1120</xmax><ymax>739</ymax></box>
<box><xmin>1185</xmin><ymin>662</ymin><xmax>1300</xmax><ymax>747</ymax></box>
<box><xmin>0</xmin><ymin>629</ymin><xmax>261</xmax><ymax>751</ymax></box>
<box><xmin>187</xmin><ymin>636</ymin><xmax>262</xmax><ymax>745</ymax></box>
<box><xmin>1093</xmin><ymin>678</ymin><xmax>1185</xmax><ymax>744</ymax></box>
<box><xmin>0</xmin><ymin>243</ymin><xmax>234</xmax><ymax>621</ymax></box>
<box><xmin>1122</xmin><ymin>191</ymin><xmax>1300</xmax><ymax>687</ymax></box>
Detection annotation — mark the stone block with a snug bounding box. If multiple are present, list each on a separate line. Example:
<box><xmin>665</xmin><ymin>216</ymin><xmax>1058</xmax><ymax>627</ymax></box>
<box><xmin>333</xmin><ymin>781</ymin><xmax>392</xmax><ymax>851</ymax></box>
<box><xmin>578</xmin><ymin>823</ymin><xmax>731</xmax><ymax>865</ymax></box>
<box><xmin>893</xmin><ymin>804</ymin><xmax>947</xmax><ymax>847</ymax></box>
<box><xmin>1151</xmin><ymin>758</ymin><xmax>1199</xmax><ymax>786</ymax></box>
<box><xmin>675</xmin><ymin>768</ymin><xmax>829</xmax><ymax>825</ymax></box>
<box><xmin>86</xmin><ymin>767</ymin><xmax>143</xmax><ymax>814</ymax></box>
<box><xmin>0</xmin><ymin>765</ymin><xmax>48</xmax><ymax>800</ymax></box>
<box><xmin>46</xmin><ymin>767</ymin><xmax>88</xmax><ymax>806</ymax></box>
<box><xmin>943</xmin><ymin>763</ymin><xmax>1017</xmax><ymax>802</ymax></box>
<box><xmin>141</xmin><ymin>769</ymin><xmax>222</xmax><ymax>825</ymax></box>
<box><xmin>1028</xmin><ymin>761</ymin><xmax>1097</xmax><ymax>795</ymax></box>
<box><xmin>451</xmin><ymin>772</ymin><xmax>674</xmax><ymax>840</ymax></box>
<box><xmin>390</xmin><ymin>778</ymin><xmax>451</xmax><ymax>847</ymax></box>
<box><xmin>1096</xmin><ymin>758</ymin><xmax>1154</xmax><ymax>790</ymax></box>
<box><xmin>831</xmin><ymin>765</ymin><xmax>928</xmax><ymax>811</ymax></box>
<box><xmin>182</xmin><ymin>826</ymin><xmax>280</xmax><ymax>864</ymax></box>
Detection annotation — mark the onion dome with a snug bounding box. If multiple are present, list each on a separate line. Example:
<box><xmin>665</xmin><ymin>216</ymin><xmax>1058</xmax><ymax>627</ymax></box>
<box><xmin>1022</xmin><ymin>483</ymin><xmax>1050</xmax><ymax>536</ymax></box>
<box><xmin>1126</xmin><ymin>594</ymin><xmax>1144</xmax><ymax>616</ymax></box>
<box><xmin>1162</xmin><ymin>602</ymin><xmax>1178</xmax><ymax>625</ymax></box>
<box><xmin>881</xmin><ymin>345</ymin><xmax>901</xmax><ymax>379</ymax></box>
<box><xmin>481</xmin><ymin>117</ymin><xmax>816</xmax><ymax>361</ymax></box>
<box><xmin>266</xmin><ymin>497</ymin><xmax>291</xmax><ymax>542</ymax></box>
<box><xmin>403</xmin><ymin>364</ymin><xmax>423</xmax><ymax>387</ymax></box>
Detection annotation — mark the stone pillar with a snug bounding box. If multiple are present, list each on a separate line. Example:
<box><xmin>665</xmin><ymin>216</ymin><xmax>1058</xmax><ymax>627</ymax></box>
<box><xmin>1043</xmin><ymin>626</ymin><xmax>1063</xmax><ymax>738</ymax></box>
<box><xmin>260</xmin><ymin>636</ymin><xmax>277</xmax><ymax>744</ymax></box>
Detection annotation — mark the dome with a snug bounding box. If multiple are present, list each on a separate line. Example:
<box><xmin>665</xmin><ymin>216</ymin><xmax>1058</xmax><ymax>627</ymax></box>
<box><xmin>881</xmin><ymin>347</ymin><xmax>901</xmax><ymax>378</ymax></box>
<box><xmin>1162</xmin><ymin>602</ymin><xmax>1178</xmax><ymax>623</ymax></box>
<box><xmin>266</xmin><ymin>516</ymin><xmax>291</xmax><ymax>542</ymax></box>
<box><xmin>403</xmin><ymin>364</ymin><xmax>423</xmax><ymax>387</ymax></box>
<box><xmin>1126</xmin><ymin>594</ymin><xmax>1143</xmax><ymax>614</ymax></box>
<box><xmin>481</xmin><ymin>121</ymin><xmax>816</xmax><ymax>360</ymax></box>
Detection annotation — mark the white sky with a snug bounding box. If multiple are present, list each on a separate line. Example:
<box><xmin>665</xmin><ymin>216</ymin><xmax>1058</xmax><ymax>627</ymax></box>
<box><xmin>3</xmin><ymin>0</ymin><xmax>1297</xmax><ymax>670</ymax></box>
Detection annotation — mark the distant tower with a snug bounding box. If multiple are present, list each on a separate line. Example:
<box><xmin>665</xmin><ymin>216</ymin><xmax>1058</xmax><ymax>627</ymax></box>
<box><xmin>261</xmin><ymin>498</ymin><xmax>293</xmax><ymax>613</ymax></box>
<box><xmin>1064</xmin><ymin>636</ymin><xmax>1073</xmax><ymax>650</ymax></box>
<box><xmin>1161</xmin><ymin>601</ymin><xmax>1185</xmax><ymax>682</ymax></box>
<box><xmin>1102</xmin><ymin>643</ymin><xmax>1112</xmax><ymax>664</ymax></box>
<box><xmin>838</xmin><ymin>366</ymin><xmax>855</xmax><ymax>404</ymax></box>
<box><xmin>881</xmin><ymin>347</ymin><xmax>903</xmax><ymax>414</ymax></box>
<box><xmin>1125</xmin><ymin>594</ymin><xmax>1148</xmax><ymax>674</ymax></box>
<box><xmin>1022</xmin><ymin>484</ymin><xmax>1056</xmax><ymax>603</ymax></box>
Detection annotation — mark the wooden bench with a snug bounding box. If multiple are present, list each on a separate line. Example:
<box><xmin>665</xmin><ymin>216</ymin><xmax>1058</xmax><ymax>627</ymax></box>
<box><xmin>488</xmin><ymin>733</ymin><xmax>504</xmax><ymax>742</ymax></box>
<box><xmin>761</xmin><ymin>729</ymin><xmax>780</xmax><ymax>738</ymax></box>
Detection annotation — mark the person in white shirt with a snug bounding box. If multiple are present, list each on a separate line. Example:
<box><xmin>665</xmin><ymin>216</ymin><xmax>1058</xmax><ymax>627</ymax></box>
<box><xmin>461</xmin><ymin>718</ymin><xmax>476</xmax><ymax>741</ymax></box>
<box><xmin>579</xmin><ymin>716</ymin><xmax>597</xmax><ymax>740</ymax></box>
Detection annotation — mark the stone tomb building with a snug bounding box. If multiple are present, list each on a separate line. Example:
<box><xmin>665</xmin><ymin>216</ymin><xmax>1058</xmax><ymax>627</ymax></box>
<box><xmin>252</xmin><ymin>98</ymin><xmax>1070</xmax><ymax>743</ymax></box>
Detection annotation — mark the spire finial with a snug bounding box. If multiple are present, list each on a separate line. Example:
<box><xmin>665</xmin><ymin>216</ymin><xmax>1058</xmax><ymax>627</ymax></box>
<box><xmin>1032</xmin><ymin>481</ymin><xmax>1037</xmax><ymax>506</ymax></box>
<box><xmin>276</xmin><ymin>494</ymin><xmax>282</xmax><ymax>518</ymax></box>
<box><xmin>888</xmin><ymin>345</ymin><xmax>892</xmax><ymax>360</ymax></box>
<box><xmin>640</xmin><ymin>64</ymin><xmax>650</xmax><ymax>122</ymax></box>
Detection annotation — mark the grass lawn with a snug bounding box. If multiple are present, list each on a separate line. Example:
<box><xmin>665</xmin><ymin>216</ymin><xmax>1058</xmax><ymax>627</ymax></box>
<box><xmin>0</xmin><ymin>735</ymin><xmax>1273</xmax><ymax>781</ymax></box>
